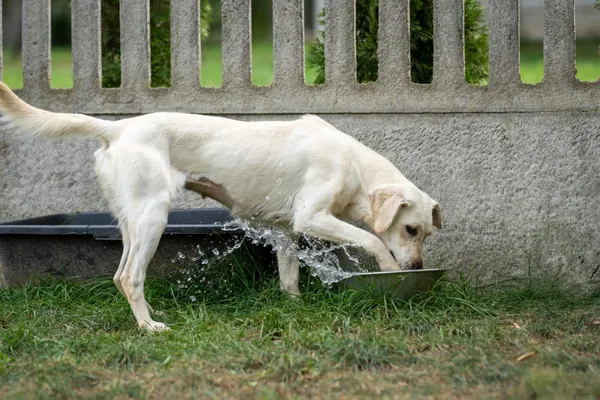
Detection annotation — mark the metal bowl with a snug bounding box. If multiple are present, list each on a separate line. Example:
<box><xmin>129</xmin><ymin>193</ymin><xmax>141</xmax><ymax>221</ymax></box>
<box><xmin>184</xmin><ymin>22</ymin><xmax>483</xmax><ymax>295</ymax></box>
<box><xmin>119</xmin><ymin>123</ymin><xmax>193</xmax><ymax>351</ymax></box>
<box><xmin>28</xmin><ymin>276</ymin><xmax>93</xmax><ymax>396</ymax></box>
<box><xmin>337</xmin><ymin>269</ymin><xmax>447</xmax><ymax>300</ymax></box>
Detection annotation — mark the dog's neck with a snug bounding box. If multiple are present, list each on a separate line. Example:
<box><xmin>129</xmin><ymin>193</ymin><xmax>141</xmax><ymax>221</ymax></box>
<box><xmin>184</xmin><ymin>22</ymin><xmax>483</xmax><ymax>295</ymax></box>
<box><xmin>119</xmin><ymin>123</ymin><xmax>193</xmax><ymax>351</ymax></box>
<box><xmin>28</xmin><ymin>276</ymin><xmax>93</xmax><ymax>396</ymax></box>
<box><xmin>355</xmin><ymin>149</ymin><xmax>407</xmax><ymax>186</ymax></box>
<box><xmin>348</xmin><ymin>159</ymin><xmax>409</xmax><ymax>231</ymax></box>
<box><xmin>360</xmin><ymin>158</ymin><xmax>409</xmax><ymax>194</ymax></box>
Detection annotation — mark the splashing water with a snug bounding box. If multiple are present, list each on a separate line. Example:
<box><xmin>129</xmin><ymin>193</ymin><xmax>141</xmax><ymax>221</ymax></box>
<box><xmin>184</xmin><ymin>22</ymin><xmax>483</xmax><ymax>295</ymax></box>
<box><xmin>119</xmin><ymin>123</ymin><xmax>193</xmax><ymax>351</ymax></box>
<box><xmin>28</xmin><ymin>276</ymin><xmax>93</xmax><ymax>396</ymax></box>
<box><xmin>170</xmin><ymin>217</ymin><xmax>372</xmax><ymax>301</ymax></box>
<box><xmin>222</xmin><ymin>218</ymin><xmax>367</xmax><ymax>284</ymax></box>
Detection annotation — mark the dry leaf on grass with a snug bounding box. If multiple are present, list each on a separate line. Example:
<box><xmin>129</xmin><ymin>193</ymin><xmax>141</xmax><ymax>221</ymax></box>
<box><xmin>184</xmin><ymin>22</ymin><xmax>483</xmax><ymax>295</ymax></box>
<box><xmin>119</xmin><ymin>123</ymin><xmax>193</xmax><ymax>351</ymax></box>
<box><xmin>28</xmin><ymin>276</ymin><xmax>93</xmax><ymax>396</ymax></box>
<box><xmin>516</xmin><ymin>352</ymin><xmax>535</xmax><ymax>362</ymax></box>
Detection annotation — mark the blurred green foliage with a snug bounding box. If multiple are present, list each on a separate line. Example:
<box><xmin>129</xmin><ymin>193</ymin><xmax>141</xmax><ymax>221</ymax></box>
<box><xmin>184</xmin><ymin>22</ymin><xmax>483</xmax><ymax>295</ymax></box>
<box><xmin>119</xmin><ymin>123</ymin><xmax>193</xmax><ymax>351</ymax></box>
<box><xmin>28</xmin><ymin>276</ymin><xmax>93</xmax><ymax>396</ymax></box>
<box><xmin>307</xmin><ymin>0</ymin><xmax>489</xmax><ymax>84</ymax></box>
<box><xmin>101</xmin><ymin>0</ymin><xmax>212</xmax><ymax>88</ymax></box>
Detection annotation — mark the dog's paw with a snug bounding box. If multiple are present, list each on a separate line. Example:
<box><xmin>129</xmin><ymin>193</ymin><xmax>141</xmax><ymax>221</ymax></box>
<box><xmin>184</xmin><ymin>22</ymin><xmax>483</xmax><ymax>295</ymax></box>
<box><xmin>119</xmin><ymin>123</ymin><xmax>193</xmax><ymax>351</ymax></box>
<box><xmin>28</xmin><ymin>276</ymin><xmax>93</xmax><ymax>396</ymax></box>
<box><xmin>145</xmin><ymin>301</ymin><xmax>166</xmax><ymax>317</ymax></box>
<box><xmin>285</xmin><ymin>291</ymin><xmax>302</xmax><ymax>300</ymax></box>
<box><xmin>140</xmin><ymin>320</ymin><xmax>171</xmax><ymax>333</ymax></box>
<box><xmin>280</xmin><ymin>284</ymin><xmax>301</xmax><ymax>298</ymax></box>
<box><xmin>379</xmin><ymin>261</ymin><xmax>401</xmax><ymax>272</ymax></box>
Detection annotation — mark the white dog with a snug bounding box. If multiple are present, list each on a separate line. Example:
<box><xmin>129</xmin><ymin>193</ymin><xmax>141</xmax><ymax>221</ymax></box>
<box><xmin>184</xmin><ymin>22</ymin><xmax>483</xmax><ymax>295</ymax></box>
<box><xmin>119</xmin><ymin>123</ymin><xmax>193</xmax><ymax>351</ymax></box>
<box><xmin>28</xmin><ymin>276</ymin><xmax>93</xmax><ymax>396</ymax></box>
<box><xmin>0</xmin><ymin>82</ymin><xmax>442</xmax><ymax>331</ymax></box>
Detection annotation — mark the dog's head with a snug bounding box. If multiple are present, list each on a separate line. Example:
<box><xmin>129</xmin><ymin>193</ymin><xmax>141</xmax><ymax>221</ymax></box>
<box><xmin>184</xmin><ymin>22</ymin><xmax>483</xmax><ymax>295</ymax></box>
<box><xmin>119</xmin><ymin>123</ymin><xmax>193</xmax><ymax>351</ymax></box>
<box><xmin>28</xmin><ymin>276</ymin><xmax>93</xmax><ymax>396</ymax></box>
<box><xmin>368</xmin><ymin>183</ymin><xmax>443</xmax><ymax>270</ymax></box>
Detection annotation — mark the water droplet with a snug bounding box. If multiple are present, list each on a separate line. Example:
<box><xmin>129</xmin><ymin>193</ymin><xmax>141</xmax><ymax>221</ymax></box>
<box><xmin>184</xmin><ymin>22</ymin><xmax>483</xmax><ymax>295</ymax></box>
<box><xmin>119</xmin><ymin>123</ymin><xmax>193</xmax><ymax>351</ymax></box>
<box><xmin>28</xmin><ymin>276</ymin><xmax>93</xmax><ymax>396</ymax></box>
<box><xmin>265</xmin><ymin>196</ymin><xmax>270</xmax><ymax>201</ymax></box>
<box><xmin>212</xmin><ymin>248</ymin><xmax>219</xmax><ymax>255</ymax></box>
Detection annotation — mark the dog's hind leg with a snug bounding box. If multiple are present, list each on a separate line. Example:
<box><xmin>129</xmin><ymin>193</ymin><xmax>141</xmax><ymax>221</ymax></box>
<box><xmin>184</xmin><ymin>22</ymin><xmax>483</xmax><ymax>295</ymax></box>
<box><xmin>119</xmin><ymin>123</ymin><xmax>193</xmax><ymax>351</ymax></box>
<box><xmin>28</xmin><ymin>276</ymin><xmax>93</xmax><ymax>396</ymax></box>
<box><xmin>113</xmin><ymin>221</ymin><xmax>130</xmax><ymax>299</ymax></box>
<box><xmin>113</xmin><ymin>222</ymin><xmax>158</xmax><ymax>315</ymax></box>
<box><xmin>119</xmin><ymin>198</ymin><xmax>171</xmax><ymax>332</ymax></box>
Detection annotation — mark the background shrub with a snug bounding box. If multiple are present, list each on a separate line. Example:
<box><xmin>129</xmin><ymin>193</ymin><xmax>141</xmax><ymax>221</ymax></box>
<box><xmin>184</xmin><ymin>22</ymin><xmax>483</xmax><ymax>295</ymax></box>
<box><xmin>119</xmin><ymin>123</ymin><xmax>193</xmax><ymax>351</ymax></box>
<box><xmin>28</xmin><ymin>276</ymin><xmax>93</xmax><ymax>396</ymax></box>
<box><xmin>307</xmin><ymin>0</ymin><xmax>489</xmax><ymax>84</ymax></box>
<box><xmin>101</xmin><ymin>0</ymin><xmax>212</xmax><ymax>88</ymax></box>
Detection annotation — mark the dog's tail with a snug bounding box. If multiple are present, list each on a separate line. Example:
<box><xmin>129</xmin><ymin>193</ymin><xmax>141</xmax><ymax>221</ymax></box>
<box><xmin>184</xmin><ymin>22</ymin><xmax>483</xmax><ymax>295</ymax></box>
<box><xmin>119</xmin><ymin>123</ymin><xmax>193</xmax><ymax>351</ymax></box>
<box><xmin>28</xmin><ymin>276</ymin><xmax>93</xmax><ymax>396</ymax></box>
<box><xmin>0</xmin><ymin>81</ymin><xmax>118</xmax><ymax>143</ymax></box>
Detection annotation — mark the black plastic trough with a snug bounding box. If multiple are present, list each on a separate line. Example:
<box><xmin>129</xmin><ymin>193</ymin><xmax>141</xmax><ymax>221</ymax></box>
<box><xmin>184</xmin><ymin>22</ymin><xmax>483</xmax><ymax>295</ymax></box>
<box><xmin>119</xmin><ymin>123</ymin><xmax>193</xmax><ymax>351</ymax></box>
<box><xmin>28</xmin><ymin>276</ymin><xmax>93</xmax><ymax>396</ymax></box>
<box><xmin>0</xmin><ymin>209</ymin><xmax>243</xmax><ymax>240</ymax></box>
<box><xmin>0</xmin><ymin>209</ymin><xmax>275</xmax><ymax>286</ymax></box>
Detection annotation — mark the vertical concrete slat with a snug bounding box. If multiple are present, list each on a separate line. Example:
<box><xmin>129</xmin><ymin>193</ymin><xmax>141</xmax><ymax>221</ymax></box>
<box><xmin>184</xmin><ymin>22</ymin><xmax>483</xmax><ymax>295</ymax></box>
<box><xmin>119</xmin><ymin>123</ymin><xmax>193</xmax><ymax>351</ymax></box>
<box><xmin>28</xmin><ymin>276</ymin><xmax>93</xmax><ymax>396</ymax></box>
<box><xmin>72</xmin><ymin>0</ymin><xmax>101</xmax><ymax>91</ymax></box>
<box><xmin>273</xmin><ymin>0</ymin><xmax>304</xmax><ymax>87</ymax></box>
<box><xmin>325</xmin><ymin>0</ymin><xmax>355</xmax><ymax>86</ymax></box>
<box><xmin>221</xmin><ymin>0</ymin><xmax>251</xmax><ymax>89</ymax></box>
<box><xmin>489</xmin><ymin>0</ymin><xmax>520</xmax><ymax>87</ymax></box>
<box><xmin>171</xmin><ymin>0</ymin><xmax>200</xmax><ymax>90</ymax></box>
<box><xmin>432</xmin><ymin>0</ymin><xmax>464</xmax><ymax>87</ymax></box>
<box><xmin>0</xmin><ymin>0</ymin><xmax>3</xmax><ymax>81</ymax></box>
<box><xmin>377</xmin><ymin>0</ymin><xmax>411</xmax><ymax>86</ymax></box>
<box><xmin>120</xmin><ymin>0</ymin><xmax>150</xmax><ymax>90</ymax></box>
<box><xmin>543</xmin><ymin>0</ymin><xmax>575</xmax><ymax>85</ymax></box>
<box><xmin>22</xmin><ymin>0</ymin><xmax>51</xmax><ymax>91</ymax></box>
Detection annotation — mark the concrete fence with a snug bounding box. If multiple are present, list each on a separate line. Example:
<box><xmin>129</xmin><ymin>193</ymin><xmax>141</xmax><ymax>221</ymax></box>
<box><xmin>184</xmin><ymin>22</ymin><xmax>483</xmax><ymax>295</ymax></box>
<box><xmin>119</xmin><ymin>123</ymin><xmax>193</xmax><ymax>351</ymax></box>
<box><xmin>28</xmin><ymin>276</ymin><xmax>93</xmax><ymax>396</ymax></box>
<box><xmin>1</xmin><ymin>0</ymin><xmax>599</xmax><ymax>287</ymax></box>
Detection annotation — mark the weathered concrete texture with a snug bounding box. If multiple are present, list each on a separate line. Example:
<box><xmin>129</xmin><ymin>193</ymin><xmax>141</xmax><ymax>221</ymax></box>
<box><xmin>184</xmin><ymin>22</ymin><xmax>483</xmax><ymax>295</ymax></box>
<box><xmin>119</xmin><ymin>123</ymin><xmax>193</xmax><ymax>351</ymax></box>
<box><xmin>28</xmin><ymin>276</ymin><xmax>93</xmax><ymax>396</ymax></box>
<box><xmin>2</xmin><ymin>112</ymin><xmax>600</xmax><ymax>288</ymax></box>
<box><xmin>71</xmin><ymin>0</ymin><xmax>101</xmax><ymax>92</ymax></box>
<box><xmin>221</xmin><ymin>0</ymin><xmax>251</xmax><ymax>89</ymax></box>
<box><xmin>14</xmin><ymin>82</ymin><xmax>600</xmax><ymax>116</ymax></box>
<box><xmin>119</xmin><ymin>0</ymin><xmax>150</xmax><ymax>91</ymax></box>
<box><xmin>432</xmin><ymin>0</ymin><xmax>464</xmax><ymax>87</ymax></box>
<box><xmin>170</xmin><ymin>0</ymin><xmax>201</xmax><ymax>91</ymax></box>
<box><xmin>272</xmin><ymin>0</ymin><xmax>305</xmax><ymax>88</ymax></box>
<box><xmin>543</xmin><ymin>0</ymin><xmax>575</xmax><ymax>85</ymax></box>
<box><xmin>488</xmin><ymin>0</ymin><xmax>520</xmax><ymax>87</ymax></box>
<box><xmin>324</xmin><ymin>0</ymin><xmax>355</xmax><ymax>86</ymax></box>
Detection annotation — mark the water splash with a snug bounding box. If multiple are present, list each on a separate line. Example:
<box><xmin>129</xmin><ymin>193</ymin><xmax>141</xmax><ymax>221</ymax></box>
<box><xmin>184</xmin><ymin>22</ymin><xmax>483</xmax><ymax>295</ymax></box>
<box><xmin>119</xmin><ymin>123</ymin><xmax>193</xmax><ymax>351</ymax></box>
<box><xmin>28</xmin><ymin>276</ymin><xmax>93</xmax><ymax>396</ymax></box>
<box><xmin>171</xmin><ymin>217</ymin><xmax>371</xmax><ymax>301</ymax></box>
<box><xmin>222</xmin><ymin>218</ymin><xmax>367</xmax><ymax>284</ymax></box>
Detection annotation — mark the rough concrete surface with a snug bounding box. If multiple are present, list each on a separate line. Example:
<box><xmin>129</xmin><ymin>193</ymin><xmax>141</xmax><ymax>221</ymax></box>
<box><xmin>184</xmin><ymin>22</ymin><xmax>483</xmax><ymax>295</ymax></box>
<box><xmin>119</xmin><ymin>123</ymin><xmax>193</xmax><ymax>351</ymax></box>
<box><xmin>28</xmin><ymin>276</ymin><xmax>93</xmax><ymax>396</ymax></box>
<box><xmin>2</xmin><ymin>112</ymin><xmax>599</xmax><ymax>288</ymax></box>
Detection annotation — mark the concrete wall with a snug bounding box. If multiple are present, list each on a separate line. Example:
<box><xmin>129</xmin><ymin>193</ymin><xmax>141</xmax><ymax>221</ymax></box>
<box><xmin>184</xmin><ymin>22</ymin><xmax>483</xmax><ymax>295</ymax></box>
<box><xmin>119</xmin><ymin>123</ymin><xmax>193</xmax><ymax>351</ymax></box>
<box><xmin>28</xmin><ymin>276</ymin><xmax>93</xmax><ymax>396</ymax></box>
<box><xmin>1</xmin><ymin>0</ymin><xmax>600</xmax><ymax>288</ymax></box>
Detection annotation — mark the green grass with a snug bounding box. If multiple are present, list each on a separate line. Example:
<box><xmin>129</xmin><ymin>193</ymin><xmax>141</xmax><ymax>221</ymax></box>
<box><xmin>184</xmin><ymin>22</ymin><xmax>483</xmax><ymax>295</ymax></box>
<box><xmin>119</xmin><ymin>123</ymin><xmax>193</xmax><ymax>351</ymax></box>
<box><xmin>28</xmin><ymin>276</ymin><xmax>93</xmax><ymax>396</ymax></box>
<box><xmin>3</xmin><ymin>40</ymin><xmax>597</xmax><ymax>89</ymax></box>
<box><xmin>1</xmin><ymin>273</ymin><xmax>598</xmax><ymax>399</ymax></box>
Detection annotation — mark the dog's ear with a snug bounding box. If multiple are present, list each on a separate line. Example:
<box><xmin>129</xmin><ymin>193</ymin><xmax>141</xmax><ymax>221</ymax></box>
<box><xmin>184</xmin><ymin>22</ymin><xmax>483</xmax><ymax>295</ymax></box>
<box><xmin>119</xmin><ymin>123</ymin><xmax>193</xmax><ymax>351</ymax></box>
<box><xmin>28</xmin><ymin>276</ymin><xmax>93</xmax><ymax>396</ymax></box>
<box><xmin>430</xmin><ymin>199</ymin><xmax>443</xmax><ymax>229</ymax></box>
<box><xmin>368</xmin><ymin>185</ymin><xmax>411</xmax><ymax>233</ymax></box>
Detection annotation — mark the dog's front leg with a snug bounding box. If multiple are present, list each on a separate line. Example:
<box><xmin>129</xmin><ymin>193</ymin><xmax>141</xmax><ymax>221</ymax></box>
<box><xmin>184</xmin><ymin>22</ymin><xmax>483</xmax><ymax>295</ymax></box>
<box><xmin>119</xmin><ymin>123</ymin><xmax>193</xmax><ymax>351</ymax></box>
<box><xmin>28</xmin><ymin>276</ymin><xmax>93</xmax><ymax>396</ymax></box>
<box><xmin>276</xmin><ymin>244</ymin><xmax>300</xmax><ymax>297</ymax></box>
<box><xmin>294</xmin><ymin>212</ymin><xmax>399</xmax><ymax>272</ymax></box>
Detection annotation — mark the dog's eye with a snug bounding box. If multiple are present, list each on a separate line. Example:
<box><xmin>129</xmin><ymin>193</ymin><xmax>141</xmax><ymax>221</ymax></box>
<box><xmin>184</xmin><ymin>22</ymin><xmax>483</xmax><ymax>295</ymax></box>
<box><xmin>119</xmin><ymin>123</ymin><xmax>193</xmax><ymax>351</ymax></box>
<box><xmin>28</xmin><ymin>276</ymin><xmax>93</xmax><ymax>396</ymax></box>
<box><xmin>406</xmin><ymin>225</ymin><xmax>418</xmax><ymax>236</ymax></box>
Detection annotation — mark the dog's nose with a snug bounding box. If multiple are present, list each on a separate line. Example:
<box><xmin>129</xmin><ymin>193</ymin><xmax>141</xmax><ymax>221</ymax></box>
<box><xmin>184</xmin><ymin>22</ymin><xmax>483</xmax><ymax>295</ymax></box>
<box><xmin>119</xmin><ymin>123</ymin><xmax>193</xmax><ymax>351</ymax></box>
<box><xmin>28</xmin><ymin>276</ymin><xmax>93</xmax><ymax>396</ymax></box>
<box><xmin>409</xmin><ymin>259</ymin><xmax>424</xmax><ymax>270</ymax></box>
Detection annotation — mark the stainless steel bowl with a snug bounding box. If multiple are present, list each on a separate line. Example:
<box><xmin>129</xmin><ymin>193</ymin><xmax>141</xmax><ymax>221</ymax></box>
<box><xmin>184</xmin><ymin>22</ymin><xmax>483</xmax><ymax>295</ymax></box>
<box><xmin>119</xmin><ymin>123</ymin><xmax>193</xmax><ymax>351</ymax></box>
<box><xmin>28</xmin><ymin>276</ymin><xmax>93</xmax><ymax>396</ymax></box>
<box><xmin>338</xmin><ymin>269</ymin><xmax>447</xmax><ymax>300</ymax></box>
